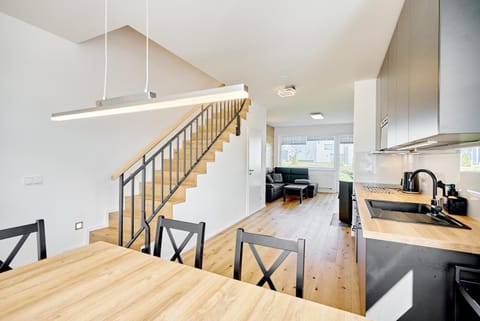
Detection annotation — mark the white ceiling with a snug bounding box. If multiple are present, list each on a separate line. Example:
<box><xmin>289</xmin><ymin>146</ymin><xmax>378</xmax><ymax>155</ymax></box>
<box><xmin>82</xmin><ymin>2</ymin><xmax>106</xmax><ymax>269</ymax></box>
<box><xmin>0</xmin><ymin>0</ymin><xmax>404</xmax><ymax>127</ymax></box>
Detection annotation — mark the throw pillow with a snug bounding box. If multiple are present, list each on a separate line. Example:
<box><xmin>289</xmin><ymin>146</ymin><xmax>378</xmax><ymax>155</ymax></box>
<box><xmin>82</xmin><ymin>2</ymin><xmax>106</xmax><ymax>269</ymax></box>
<box><xmin>294</xmin><ymin>179</ymin><xmax>311</xmax><ymax>185</ymax></box>
<box><xmin>272</xmin><ymin>173</ymin><xmax>283</xmax><ymax>183</ymax></box>
<box><xmin>266</xmin><ymin>174</ymin><xmax>274</xmax><ymax>183</ymax></box>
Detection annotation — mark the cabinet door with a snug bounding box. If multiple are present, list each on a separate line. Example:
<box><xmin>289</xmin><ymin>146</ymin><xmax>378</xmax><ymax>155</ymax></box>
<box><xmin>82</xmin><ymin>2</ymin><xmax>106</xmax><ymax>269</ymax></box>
<box><xmin>376</xmin><ymin>60</ymin><xmax>386</xmax><ymax>149</ymax></box>
<box><xmin>408</xmin><ymin>0</ymin><xmax>439</xmax><ymax>142</ymax></box>
<box><xmin>387</xmin><ymin>31</ymin><xmax>398</xmax><ymax>148</ymax></box>
<box><xmin>395</xmin><ymin>0</ymin><xmax>410</xmax><ymax>146</ymax></box>
<box><xmin>439</xmin><ymin>0</ymin><xmax>480</xmax><ymax>134</ymax></box>
<box><xmin>357</xmin><ymin>223</ymin><xmax>366</xmax><ymax>315</ymax></box>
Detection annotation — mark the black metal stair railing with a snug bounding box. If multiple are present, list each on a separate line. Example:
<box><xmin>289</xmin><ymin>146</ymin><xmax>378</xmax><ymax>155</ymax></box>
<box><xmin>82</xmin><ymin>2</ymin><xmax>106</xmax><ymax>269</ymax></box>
<box><xmin>117</xmin><ymin>98</ymin><xmax>247</xmax><ymax>252</ymax></box>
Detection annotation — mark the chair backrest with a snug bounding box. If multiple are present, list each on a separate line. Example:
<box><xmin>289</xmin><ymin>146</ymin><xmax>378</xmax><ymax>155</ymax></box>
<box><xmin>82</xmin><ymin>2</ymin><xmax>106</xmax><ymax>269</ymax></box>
<box><xmin>0</xmin><ymin>219</ymin><xmax>47</xmax><ymax>273</ymax></box>
<box><xmin>153</xmin><ymin>216</ymin><xmax>206</xmax><ymax>269</ymax></box>
<box><xmin>233</xmin><ymin>228</ymin><xmax>306</xmax><ymax>298</ymax></box>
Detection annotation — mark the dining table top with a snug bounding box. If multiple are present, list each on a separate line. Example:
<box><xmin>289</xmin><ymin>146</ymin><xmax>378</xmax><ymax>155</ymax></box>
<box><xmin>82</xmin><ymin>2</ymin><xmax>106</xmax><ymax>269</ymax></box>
<box><xmin>0</xmin><ymin>241</ymin><xmax>369</xmax><ymax>321</ymax></box>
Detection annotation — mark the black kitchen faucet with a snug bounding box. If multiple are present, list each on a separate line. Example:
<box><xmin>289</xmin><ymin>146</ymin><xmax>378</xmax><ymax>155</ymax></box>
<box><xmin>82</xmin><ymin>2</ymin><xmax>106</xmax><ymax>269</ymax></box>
<box><xmin>409</xmin><ymin>169</ymin><xmax>442</xmax><ymax>214</ymax></box>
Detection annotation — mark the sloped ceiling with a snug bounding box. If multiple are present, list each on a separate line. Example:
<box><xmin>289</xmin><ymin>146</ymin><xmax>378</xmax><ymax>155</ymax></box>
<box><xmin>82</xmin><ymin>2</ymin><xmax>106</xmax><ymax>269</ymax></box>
<box><xmin>0</xmin><ymin>0</ymin><xmax>404</xmax><ymax>126</ymax></box>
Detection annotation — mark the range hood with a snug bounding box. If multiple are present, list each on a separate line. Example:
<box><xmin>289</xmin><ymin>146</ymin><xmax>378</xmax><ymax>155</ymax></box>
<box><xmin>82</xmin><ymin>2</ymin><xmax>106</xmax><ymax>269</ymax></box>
<box><xmin>387</xmin><ymin>133</ymin><xmax>480</xmax><ymax>151</ymax></box>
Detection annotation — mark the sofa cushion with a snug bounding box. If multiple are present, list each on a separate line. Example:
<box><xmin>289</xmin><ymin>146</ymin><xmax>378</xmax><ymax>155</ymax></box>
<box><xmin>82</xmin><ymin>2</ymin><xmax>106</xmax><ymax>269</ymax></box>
<box><xmin>272</xmin><ymin>173</ymin><xmax>283</xmax><ymax>183</ymax></box>
<box><xmin>274</xmin><ymin>167</ymin><xmax>309</xmax><ymax>183</ymax></box>
<box><xmin>266</xmin><ymin>174</ymin><xmax>274</xmax><ymax>183</ymax></box>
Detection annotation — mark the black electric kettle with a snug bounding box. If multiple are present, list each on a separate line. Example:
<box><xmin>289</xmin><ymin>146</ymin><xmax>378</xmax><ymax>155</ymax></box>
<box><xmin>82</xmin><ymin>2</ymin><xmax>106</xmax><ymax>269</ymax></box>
<box><xmin>401</xmin><ymin>172</ymin><xmax>419</xmax><ymax>193</ymax></box>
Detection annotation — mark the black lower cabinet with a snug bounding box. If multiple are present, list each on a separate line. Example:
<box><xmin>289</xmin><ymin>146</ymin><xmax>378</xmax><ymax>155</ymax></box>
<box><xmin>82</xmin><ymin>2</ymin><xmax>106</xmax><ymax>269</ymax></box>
<box><xmin>338</xmin><ymin>181</ymin><xmax>353</xmax><ymax>225</ymax></box>
<box><xmin>359</xmin><ymin>237</ymin><xmax>480</xmax><ymax>320</ymax></box>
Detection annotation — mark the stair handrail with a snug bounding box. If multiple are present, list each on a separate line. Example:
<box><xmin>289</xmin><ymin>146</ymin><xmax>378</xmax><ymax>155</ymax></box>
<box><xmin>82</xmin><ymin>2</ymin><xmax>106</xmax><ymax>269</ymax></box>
<box><xmin>111</xmin><ymin>104</ymin><xmax>203</xmax><ymax>180</ymax></box>
<box><xmin>117</xmin><ymin>98</ymin><xmax>248</xmax><ymax>252</ymax></box>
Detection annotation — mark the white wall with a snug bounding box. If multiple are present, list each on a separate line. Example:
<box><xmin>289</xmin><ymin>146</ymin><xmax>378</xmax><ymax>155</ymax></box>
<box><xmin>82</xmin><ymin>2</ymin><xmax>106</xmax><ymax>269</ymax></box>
<box><xmin>0</xmin><ymin>13</ymin><xmax>220</xmax><ymax>267</ymax></box>
<box><xmin>274</xmin><ymin>124</ymin><xmax>353</xmax><ymax>192</ymax></box>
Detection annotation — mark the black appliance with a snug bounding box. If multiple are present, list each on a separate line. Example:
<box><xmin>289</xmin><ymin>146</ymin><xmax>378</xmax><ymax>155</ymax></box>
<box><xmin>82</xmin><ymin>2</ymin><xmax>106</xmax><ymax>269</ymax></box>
<box><xmin>401</xmin><ymin>171</ymin><xmax>419</xmax><ymax>193</ymax></box>
<box><xmin>438</xmin><ymin>182</ymin><xmax>468</xmax><ymax>215</ymax></box>
<box><xmin>338</xmin><ymin>181</ymin><xmax>353</xmax><ymax>225</ymax></box>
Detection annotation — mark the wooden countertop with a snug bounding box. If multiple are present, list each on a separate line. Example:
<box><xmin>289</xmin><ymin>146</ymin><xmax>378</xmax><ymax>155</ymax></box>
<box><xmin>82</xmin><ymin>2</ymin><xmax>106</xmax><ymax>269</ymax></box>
<box><xmin>0</xmin><ymin>241</ymin><xmax>369</xmax><ymax>321</ymax></box>
<box><xmin>355</xmin><ymin>182</ymin><xmax>480</xmax><ymax>255</ymax></box>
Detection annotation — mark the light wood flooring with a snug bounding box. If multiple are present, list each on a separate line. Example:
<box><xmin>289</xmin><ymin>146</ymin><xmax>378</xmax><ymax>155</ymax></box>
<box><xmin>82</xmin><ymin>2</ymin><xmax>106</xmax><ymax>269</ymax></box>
<box><xmin>183</xmin><ymin>192</ymin><xmax>361</xmax><ymax>315</ymax></box>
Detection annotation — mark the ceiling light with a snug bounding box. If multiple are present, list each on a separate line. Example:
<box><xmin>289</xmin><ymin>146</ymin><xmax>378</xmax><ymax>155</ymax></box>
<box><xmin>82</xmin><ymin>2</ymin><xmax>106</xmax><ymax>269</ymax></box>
<box><xmin>277</xmin><ymin>86</ymin><xmax>296</xmax><ymax>98</ymax></box>
<box><xmin>51</xmin><ymin>0</ymin><xmax>248</xmax><ymax>121</ymax></box>
<box><xmin>310</xmin><ymin>112</ymin><xmax>324</xmax><ymax>120</ymax></box>
<box><xmin>51</xmin><ymin>84</ymin><xmax>249</xmax><ymax>121</ymax></box>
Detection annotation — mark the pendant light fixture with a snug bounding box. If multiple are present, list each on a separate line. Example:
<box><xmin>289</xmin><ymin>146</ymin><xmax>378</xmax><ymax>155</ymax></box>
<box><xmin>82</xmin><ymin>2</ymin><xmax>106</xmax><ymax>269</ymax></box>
<box><xmin>51</xmin><ymin>0</ymin><xmax>248</xmax><ymax>121</ymax></box>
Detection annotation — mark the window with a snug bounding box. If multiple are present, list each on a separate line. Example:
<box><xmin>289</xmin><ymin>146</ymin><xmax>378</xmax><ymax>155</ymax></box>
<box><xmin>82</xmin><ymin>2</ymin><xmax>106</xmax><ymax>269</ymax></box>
<box><xmin>280</xmin><ymin>136</ymin><xmax>334</xmax><ymax>169</ymax></box>
<box><xmin>460</xmin><ymin>146</ymin><xmax>480</xmax><ymax>172</ymax></box>
<box><xmin>339</xmin><ymin>135</ymin><xmax>354</xmax><ymax>181</ymax></box>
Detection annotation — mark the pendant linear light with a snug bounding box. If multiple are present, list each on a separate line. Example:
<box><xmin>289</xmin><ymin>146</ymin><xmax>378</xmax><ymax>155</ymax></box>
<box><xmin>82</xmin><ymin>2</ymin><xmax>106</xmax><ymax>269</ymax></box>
<box><xmin>51</xmin><ymin>0</ymin><xmax>248</xmax><ymax>121</ymax></box>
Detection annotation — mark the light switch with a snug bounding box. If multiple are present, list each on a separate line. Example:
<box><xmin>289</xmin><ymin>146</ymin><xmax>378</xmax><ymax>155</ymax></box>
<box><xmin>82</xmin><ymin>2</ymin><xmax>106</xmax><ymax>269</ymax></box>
<box><xmin>75</xmin><ymin>221</ymin><xmax>84</xmax><ymax>230</ymax></box>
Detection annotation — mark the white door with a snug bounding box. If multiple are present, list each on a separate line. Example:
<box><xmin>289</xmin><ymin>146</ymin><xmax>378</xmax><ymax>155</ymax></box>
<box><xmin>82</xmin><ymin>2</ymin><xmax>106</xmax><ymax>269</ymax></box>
<box><xmin>248</xmin><ymin>128</ymin><xmax>263</xmax><ymax>214</ymax></box>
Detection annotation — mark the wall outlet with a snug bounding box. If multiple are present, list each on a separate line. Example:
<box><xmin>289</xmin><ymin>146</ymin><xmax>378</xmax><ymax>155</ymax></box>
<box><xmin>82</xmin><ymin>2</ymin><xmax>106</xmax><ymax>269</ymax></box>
<box><xmin>74</xmin><ymin>221</ymin><xmax>84</xmax><ymax>230</ymax></box>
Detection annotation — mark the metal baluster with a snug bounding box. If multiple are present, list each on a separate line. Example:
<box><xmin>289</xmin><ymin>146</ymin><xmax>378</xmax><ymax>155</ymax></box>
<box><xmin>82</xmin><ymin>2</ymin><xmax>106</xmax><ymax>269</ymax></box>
<box><xmin>169</xmin><ymin>142</ymin><xmax>172</xmax><ymax>193</ymax></box>
<box><xmin>216</xmin><ymin>103</ymin><xmax>219</xmax><ymax>138</ymax></box>
<box><xmin>236</xmin><ymin>100</ymin><xmax>241</xmax><ymax>136</ymax></box>
<box><xmin>223</xmin><ymin>101</ymin><xmax>226</xmax><ymax>131</ymax></box>
<box><xmin>190</xmin><ymin>124</ymin><xmax>193</xmax><ymax>170</ymax></box>
<box><xmin>183</xmin><ymin>130</ymin><xmax>187</xmax><ymax>175</ymax></box>
<box><xmin>176</xmin><ymin>136</ymin><xmax>180</xmax><ymax>186</ymax></box>
<box><xmin>141</xmin><ymin>156</ymin><xmax>150</xmax><ymax>253</ymax></box>
<box><xmin>131</xmin><ymin>177</ymin><xmax>135</xmax><ymax>240</ymax></box>
<box><xmin>161</xmin><ymin>150</ymin><xmax>164</xmax><ymax>202</ymax></box>
<box><xmin>118</xmin><ymin>174</ymin><xmax>124</xmax><ymax>246</ymax></box>
<box><xmin>205</xmin><ymin>106</ymin><xmax>209</xmax><ymax>151</ymax></box>
<box><xmin>211</xmin><ymin>104</ymin><xmax>215</xmax><ymax>140</ymax></box>
<box><xmin>201</xmin><ymin>106</ymin><xmax>204</xmax><ymax>154</ymax></box>
<box><xmin>196</xmin><ymin>119</ymin><xmax>199</xmax><ymax>161</ymax></box>
<box><xmin>151</xmin><ymin>157</ymin><xmax>155</xmax><ymax>217</ymax></box>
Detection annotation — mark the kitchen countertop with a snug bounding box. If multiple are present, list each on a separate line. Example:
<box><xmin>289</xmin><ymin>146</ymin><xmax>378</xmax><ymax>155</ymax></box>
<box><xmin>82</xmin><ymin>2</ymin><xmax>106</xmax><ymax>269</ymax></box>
<box><xmin>355</xmin><ymin>182</ymin><xmax>480</xmax><ymax>255</ymax></box>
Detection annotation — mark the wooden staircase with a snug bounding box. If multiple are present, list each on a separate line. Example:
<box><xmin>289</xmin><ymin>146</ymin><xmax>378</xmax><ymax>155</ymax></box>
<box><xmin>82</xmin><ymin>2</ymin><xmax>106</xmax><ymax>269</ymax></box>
<box><xmin>89</xmin><ymin>103</ymin><xmax>249</xmax><ymax>251</ymax></box>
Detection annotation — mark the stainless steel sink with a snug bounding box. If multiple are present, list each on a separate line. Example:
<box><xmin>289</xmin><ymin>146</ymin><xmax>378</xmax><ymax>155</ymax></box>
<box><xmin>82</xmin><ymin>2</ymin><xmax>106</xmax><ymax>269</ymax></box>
<box><xmin>365</xmin><ymin>199</ymin><xmax>470</xmax><ymax>229</ymax></box>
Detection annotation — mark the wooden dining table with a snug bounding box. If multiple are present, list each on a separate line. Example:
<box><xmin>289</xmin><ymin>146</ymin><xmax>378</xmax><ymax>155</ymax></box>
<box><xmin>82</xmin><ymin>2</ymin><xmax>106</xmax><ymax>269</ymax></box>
<box><xmin>0</xmin><ymin>241</ymin><xmax>369</xmax><ymax>321</ymax></box>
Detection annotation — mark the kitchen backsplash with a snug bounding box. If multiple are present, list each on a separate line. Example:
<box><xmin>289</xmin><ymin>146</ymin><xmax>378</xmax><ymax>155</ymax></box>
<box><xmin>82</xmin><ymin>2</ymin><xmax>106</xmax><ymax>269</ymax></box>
<box><xmin>354</xmin><ymin>150</ymin><xmax>480</xmax><ymax>219</ymax></box>
<box><xmin>354</xmin><ymin>152</ymin><xmax>404</xmax><ymax>184</ymax></box>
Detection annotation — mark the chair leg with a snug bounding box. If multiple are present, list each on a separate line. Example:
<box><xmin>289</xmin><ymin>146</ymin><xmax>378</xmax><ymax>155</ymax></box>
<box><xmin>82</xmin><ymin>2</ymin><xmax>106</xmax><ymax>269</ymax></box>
<box><xmin>233</xmin><ymin>228</ymin><xmax>244</xmax><ymax>280</ymax></box>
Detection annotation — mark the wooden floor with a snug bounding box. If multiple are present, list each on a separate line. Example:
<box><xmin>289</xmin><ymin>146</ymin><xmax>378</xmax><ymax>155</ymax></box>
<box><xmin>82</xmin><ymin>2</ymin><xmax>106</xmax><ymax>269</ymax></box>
<box><xmin>183</xmin><ymin>193</ymin><xmax>362</xmax><ymax>315</ymax></box>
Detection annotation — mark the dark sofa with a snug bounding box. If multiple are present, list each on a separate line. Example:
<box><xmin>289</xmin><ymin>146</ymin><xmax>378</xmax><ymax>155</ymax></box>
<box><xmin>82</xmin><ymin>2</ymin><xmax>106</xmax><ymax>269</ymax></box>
<box><xmin>266</xmin><ymin>167</ymin><xmax>319</xmax><ymax>202</ymax></box>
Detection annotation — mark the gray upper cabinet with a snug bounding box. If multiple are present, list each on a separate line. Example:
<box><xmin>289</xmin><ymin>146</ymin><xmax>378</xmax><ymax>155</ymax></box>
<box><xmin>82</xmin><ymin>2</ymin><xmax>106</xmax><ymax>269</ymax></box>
<box><xmin>395</xmin><ymin>1</ymin><xmax>410</xmax><ymax>146</ymax></box>
<box><xmin>376</xmin><ymin>0</ymin><xmax>480</xmax><ymax>150</ymax></box>
<box><xmin>439</xmin><ymin>0</ymin><xmax>480</xmax><ymax>134</ymax></box>
<box><xmin>408</xmin><ymin>0</ymin><xmax>439</xmax><ymax>142</ymax></box>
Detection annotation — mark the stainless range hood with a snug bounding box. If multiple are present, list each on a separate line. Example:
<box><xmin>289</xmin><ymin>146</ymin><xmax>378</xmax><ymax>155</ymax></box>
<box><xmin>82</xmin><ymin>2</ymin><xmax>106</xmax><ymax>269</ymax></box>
<box><xmin>393</xmin><ymin>134</ymin><xmax>480</xmax><ymax>151</ymax></box>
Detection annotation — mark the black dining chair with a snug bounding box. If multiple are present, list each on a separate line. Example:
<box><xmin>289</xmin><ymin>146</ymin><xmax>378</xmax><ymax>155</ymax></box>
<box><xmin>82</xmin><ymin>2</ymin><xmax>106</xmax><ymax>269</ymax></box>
<box><xmin>0</xmin><ymin>219</ymin><xmax>47</xmax><ymax>273</ymax></box>
<box><xmin>153</xmin><ymin>216</ymin><xmax>206</xmax><ymax>269</ymax></box>
<box><xmin>233</xmin><ymin>228</ymin><xmax>306</xmax><ymax>298</ymax></box>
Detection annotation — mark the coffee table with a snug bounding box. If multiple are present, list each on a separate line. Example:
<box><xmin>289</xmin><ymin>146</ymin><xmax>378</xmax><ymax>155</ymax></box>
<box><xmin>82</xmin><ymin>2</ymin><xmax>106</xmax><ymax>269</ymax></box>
<box><xmin>283</xmin><ymin>184</ymin><xmax>308</xmax><ymax>204</ymax></box>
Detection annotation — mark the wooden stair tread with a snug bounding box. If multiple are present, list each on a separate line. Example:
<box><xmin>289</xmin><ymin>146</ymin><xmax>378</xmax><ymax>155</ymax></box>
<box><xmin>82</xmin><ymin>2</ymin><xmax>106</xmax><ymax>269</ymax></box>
<box><xmin>89</xmin><ymin>227</ymin><xmax>142</xmax><ymax>251</ymax></box>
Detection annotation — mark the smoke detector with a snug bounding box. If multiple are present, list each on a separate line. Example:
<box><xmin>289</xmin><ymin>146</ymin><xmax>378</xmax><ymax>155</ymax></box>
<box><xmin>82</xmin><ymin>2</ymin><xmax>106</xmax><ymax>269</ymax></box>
<box><xmin>277</xmin><ymin>86</ymin><xmax>296</xmax><ymax>98</ymax></box>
